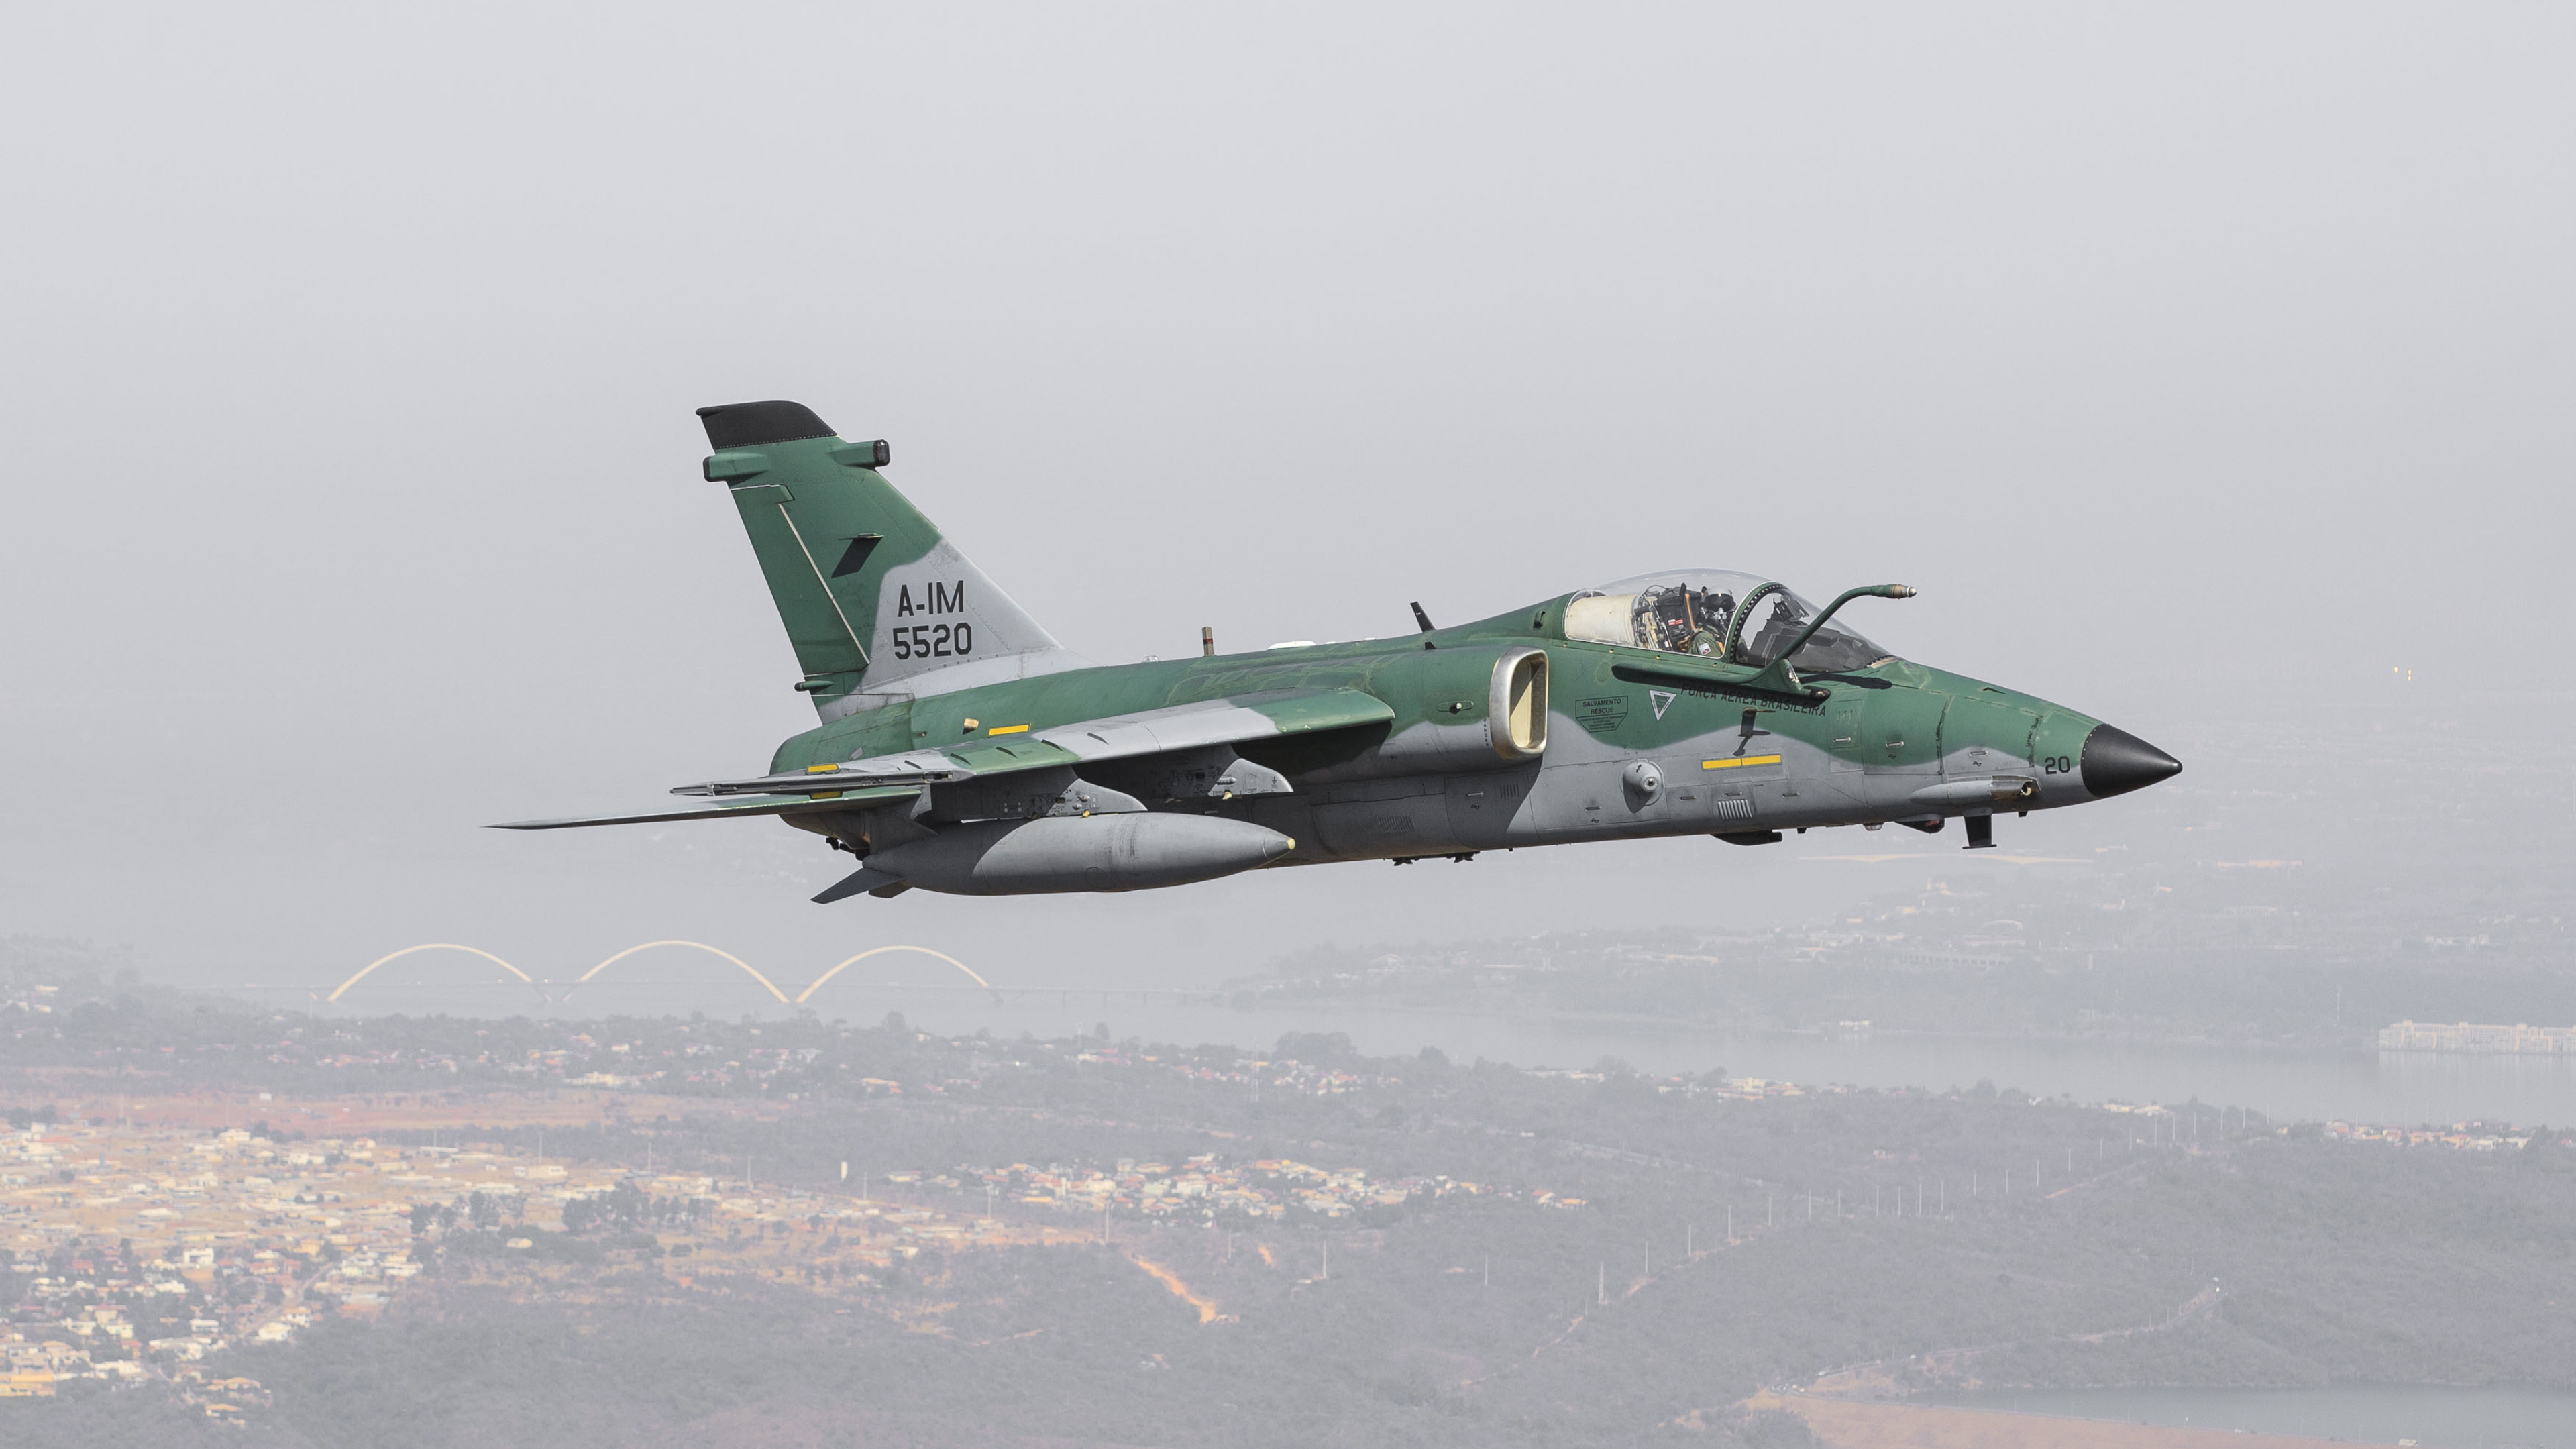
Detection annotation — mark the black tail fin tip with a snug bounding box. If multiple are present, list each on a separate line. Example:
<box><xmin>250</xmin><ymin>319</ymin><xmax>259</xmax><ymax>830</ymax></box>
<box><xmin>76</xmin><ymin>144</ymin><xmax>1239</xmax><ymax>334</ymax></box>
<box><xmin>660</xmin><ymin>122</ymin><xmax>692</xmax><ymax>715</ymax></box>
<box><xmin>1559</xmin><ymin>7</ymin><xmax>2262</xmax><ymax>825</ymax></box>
<box><xmin>697</xmin><ymin>401</ymin><xmax>837</xmax><ymax>451</ymax></box>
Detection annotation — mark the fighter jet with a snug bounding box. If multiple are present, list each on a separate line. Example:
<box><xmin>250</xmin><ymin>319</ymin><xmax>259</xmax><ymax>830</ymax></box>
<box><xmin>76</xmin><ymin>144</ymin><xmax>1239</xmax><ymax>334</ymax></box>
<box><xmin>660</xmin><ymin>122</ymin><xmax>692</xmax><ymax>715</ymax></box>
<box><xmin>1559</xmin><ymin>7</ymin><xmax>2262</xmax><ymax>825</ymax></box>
<box><xmin>499</xmin><ymin>401</ymin><xmax>2181</xmax><ymax>901</ymax></box>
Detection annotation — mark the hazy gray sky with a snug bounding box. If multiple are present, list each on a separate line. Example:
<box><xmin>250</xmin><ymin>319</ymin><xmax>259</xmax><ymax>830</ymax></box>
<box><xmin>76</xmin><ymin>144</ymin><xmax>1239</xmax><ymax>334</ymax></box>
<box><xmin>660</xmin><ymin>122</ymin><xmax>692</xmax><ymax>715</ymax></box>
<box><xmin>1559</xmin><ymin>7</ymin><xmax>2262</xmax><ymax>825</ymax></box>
<box><xmin>1</xmin><ymin>5</ymin><xmax>2566</xmax><ymax>994</ymax></box>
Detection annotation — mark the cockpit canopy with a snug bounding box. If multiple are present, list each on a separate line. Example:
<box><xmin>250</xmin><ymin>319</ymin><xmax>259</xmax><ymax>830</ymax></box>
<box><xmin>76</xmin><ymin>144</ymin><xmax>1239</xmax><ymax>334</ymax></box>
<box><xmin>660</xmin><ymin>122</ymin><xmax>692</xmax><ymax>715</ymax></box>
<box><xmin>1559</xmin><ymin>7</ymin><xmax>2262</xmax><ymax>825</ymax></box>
<box><xmin>1564</xmin><ymin>570</ymin><xmax>1896</xmax><ymax>672</ymax></box>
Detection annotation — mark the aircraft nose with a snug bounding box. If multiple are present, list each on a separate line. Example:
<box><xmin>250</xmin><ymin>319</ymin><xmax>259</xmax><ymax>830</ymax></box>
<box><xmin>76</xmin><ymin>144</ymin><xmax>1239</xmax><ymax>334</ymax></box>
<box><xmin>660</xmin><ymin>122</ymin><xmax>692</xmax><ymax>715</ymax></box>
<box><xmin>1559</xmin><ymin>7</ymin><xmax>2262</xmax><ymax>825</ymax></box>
<box><xmin>2080</xmin><ymin>723</ymin><xmax>2182</xmax><ymax>799</ymax></box>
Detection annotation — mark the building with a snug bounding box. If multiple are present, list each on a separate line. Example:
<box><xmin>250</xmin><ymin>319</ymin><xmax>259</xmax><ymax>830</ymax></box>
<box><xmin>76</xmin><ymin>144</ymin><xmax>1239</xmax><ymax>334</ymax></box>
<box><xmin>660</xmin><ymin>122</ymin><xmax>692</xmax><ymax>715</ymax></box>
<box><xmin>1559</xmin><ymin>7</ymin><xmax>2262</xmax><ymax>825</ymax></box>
<box><xmin>2378</xmin><ymin>1021</ymin><xmax>2576</xmax><ymax>1054</ymax></box>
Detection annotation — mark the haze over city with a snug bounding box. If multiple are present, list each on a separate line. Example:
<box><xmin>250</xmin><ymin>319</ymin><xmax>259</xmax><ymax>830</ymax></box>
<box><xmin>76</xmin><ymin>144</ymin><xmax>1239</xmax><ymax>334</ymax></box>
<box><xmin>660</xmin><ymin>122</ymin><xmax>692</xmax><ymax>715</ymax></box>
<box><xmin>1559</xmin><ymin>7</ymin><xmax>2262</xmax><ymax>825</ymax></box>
<box><xmin>2</xmin><ymin>6</ymin><xmax>2570</xmax><ymax>1448</ymax></box>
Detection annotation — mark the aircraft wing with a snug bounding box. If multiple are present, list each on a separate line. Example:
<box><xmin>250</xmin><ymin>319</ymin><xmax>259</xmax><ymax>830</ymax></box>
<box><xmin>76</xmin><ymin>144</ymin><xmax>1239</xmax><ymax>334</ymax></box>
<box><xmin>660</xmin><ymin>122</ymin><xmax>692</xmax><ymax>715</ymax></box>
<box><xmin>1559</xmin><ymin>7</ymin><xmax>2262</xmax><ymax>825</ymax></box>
<box><xmin>671</xmin><ymin>687</ymin><xmax>1394</xmax><ymax>799</ymax></box>
<box><xmin>491</xmin><ymin>785</ymin><xmax>922</xmax><ymax>830</ymax></box>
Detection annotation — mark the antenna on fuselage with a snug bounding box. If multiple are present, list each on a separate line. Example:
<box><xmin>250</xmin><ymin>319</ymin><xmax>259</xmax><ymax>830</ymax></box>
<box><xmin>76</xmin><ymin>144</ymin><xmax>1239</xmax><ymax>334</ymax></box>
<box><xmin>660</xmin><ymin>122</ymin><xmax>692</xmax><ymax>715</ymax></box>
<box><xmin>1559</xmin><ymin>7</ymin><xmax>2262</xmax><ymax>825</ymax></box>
<box><xmin>1410</xmin><ymin>601</ymin><xmax>1436</xmax><ymax>649</ymax></box>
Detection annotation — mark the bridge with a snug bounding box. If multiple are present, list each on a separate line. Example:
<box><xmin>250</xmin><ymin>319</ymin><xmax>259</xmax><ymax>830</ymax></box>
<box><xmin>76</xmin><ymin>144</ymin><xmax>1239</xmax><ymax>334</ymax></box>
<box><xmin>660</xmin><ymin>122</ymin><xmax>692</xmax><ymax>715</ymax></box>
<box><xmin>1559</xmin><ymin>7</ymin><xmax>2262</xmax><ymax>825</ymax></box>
<box><xmin>200</xmin><ymin>941</ymin><xmax>1234</xmax><ymax>1009</ymax></box>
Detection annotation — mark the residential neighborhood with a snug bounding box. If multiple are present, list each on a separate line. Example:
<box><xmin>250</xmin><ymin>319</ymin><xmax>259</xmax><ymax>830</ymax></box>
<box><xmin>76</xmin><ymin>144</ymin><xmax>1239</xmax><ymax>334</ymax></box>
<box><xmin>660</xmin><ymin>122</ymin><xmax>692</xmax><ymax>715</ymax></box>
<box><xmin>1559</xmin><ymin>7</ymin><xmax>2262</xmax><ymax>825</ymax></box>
<box><xmin>1</xmin><ymin>1093</ymin><xmax>1607</xmax><ymax>1405</ymax></box>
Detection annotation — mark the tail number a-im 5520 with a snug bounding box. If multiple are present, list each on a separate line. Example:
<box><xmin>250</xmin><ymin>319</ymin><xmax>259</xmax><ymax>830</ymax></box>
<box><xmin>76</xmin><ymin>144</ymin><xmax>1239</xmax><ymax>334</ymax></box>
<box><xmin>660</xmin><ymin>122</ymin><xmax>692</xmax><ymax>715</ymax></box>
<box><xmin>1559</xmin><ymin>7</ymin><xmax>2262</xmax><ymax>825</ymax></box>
<box><xmin>889</xmin><ymin>580</ymin><xmax>971</xmax><ymax>661</ymax></box>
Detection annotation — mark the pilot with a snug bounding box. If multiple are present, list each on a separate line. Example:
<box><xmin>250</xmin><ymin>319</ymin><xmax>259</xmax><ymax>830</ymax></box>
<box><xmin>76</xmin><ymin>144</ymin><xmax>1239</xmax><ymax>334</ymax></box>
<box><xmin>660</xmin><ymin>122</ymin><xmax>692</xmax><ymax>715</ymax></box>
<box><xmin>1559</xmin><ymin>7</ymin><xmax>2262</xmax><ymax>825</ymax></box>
<box><xmin>1691</xmin><ymin>588</ymin><xmax>1734</xmax><ymax>655</ymax></box>
<box><xmin>1670</xmin><ymin>586</ymin><xmax>1732</xmax><ymax>657</ymax></box>
<box><xmin>1645</xmin><ymin>585</ymin><xmax>1735</xmax><ymax>656</ymax></box>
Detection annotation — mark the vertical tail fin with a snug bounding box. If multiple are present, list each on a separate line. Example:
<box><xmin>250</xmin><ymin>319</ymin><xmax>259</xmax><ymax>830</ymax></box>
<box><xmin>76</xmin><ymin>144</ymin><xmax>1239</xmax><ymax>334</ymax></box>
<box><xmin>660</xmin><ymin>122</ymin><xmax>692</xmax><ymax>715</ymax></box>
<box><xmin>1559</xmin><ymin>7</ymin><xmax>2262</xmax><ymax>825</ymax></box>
<box><xmin>696</xmin><ymin>401</ymin><xmax>1087</xmax><ymax>718</ymax></box>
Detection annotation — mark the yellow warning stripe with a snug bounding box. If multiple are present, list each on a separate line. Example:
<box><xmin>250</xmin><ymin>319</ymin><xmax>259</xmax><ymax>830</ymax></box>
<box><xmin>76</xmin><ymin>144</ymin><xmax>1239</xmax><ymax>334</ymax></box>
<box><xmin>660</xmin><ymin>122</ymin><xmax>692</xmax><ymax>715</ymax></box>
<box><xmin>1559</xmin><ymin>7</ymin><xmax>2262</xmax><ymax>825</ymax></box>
<box><xmin>986</xmin><ymin>723</ymin><xmax>1030</xmax><ymax>735</ymax></box>
<box><xmin>805</xmin><ymin>764</ymin><xmax>839</xmax><ymax>774</ymax></box>
<box><xmin>1703</xmin><ymin>754</ymin><xmax>1783</xmax><ymax>770</ymax></box>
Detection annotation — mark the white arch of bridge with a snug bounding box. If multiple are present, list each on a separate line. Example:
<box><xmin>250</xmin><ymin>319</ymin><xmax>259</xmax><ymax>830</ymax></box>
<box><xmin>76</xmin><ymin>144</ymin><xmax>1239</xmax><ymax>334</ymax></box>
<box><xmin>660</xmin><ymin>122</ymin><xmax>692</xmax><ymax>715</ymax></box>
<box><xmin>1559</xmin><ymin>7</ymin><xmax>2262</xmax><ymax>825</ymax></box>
<box><xmin>568</xmin><ymin>940</ymin><xmax>790</xmax><ymax>1003</ymax></box>
<box><xmin>327</xmin><ymin>941</ymin><xmax>989</xmax><ymax>1006</ymax></box>
<box><xmin>326</xmin><ymin>944</ymin><xmax>540</xmax><ymax>1003</ymax></box>
<box><xmin>796</xmin><ymin>945</ymin><xmax>990</xmax><ymax>1004</ymax></box>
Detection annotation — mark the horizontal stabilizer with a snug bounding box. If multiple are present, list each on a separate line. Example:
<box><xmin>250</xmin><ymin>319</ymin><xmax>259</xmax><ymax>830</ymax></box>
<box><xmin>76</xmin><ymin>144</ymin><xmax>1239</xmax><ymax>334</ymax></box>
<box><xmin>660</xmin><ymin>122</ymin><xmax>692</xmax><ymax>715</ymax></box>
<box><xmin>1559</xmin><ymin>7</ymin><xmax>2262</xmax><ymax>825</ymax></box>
<box><xmin>490</xmin><ymin>785</ymin><xmax>920</xmax><ymax>831</ymax></box>
<box><xmin>813</xmin><ymin>865</ymin><xmax>907</xmax><ymax>903</ymax></box>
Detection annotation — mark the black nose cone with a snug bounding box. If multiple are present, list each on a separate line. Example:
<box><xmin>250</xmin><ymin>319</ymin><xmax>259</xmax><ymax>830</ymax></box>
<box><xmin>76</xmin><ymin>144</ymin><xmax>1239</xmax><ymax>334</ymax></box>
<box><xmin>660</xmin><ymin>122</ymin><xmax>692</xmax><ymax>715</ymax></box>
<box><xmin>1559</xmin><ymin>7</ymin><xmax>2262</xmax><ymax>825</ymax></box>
<box><xmin>2080</xmin><ymin>724</ymin><xmax>2182</xmax><ymax>799</ymax></box>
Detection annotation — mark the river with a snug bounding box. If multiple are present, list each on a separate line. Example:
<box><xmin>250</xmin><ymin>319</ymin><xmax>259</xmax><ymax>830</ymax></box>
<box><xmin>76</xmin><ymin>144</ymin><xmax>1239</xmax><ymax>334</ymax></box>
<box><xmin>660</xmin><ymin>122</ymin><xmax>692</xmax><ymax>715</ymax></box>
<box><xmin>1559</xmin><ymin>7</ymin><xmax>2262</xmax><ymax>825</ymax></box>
<box><xmin>1923</xmin><ymin>1385</ymin><xmax>2576</xmax><ymax>1448</ymax></box>
<box><xmin>768</xmin><ymin>987</ymin><xmax>2576</xmax><ymax>1127</ymax></box>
